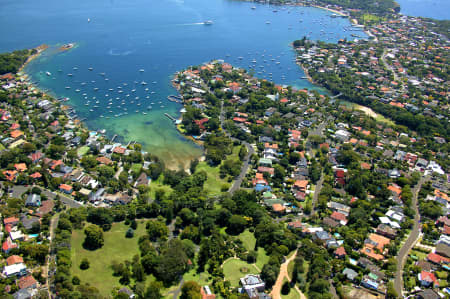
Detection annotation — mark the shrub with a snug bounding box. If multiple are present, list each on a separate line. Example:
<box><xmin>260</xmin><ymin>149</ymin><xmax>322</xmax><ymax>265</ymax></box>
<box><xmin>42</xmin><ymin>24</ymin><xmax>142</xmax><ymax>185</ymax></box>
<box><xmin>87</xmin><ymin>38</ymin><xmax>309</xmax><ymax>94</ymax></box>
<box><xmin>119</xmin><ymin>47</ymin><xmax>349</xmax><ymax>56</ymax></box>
<box><xmin>80</xmin><ymin>258</ymin><xmax>90</xmax><ymax>270</ymax></box>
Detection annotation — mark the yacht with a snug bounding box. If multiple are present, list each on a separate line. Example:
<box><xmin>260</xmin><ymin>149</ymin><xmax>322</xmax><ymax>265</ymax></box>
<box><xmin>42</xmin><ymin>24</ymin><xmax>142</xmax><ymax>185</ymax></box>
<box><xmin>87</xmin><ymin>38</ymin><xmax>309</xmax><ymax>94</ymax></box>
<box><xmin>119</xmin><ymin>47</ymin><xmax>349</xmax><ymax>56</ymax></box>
<box><xmin>46</xmin><ymin>71</ymin><xmax>52</xmax><ymax>76</ymax></box>
<box><xmin>203</xmin><ymin>20</ymin><xmax>213</xmax><ymax>25</ymax></box>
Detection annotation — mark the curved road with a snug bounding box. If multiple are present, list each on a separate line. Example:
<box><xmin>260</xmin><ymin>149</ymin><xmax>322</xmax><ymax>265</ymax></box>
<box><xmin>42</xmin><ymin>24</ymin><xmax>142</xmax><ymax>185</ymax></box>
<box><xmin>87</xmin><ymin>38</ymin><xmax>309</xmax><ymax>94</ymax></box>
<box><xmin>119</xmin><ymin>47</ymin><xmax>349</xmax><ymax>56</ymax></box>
<box><xmin>393</xmin><ymin>177</ymin><xmax>426</xmax><ymax>296</ymax></box>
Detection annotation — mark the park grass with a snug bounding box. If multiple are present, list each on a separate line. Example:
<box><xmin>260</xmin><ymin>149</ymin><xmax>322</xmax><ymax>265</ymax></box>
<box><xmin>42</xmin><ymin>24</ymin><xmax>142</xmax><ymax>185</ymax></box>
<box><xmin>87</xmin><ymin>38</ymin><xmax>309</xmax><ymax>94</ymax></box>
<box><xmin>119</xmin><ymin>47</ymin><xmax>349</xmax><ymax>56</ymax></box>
<box><xmin>0</xmin><ymin>144</ymin><xmax>6</xmax><ymax>151</ymax></box>
<box><xmin>71</xmin><ymin>221</ymin><xmax>147</xmax><ymax>296</ymax></box>
<box><xmin>149</xmin><ymin>174</ymin><xmax>173</xmax><ymax>199</ymax></box>
<box><xmin>223</xmin><ymin>259</ymin><xmax>259</xmax><ymax>287</ymax></box>
<box><xmin>77</xmin><ymin>146</ymin><xmax>89</xmax><ymax>156</ymax></box>
<box><xmin>131</xmin><ymin>163</ymin><xmax>142</xmax><ymax>175</ymax></box>
<box><xmin>238</xmin><ymin>229</ymin><xmax>256</xmax><ymax>252</ymax></box>
<box><xmin>182</xmin><ymin>268</ymin><xmax>213</xmax><ymax>286</ymax></box>
<box><xmin>255</xmin><ymin>247</ymin><xmax>270</xmax><ymax>270</ymax></box>
<box><xmin>288</xmin><ymin>259</ymin><xmax>295</xmax><ymax>278</ymax></box>
<box><xmin>281</xmin><ymin>277</ymin><xmax>302</xmax><ymax>299</ymax></box>
<box><xmin>194</xmin><ymin>145</ymin><xmax>241</xmax><ymax>196</ymax></box>
<box><xmin>195</xmin><ymin>161</ymin><xmax>226</xmax><ymax>196</ymax></box>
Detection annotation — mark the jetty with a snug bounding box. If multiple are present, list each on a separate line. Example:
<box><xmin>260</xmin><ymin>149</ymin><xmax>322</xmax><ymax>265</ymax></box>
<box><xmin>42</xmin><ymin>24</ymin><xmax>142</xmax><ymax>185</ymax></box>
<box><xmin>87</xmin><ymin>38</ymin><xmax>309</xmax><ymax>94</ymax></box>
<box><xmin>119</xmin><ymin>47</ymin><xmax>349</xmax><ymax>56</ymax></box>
<box><xmin>167</xmin><ymin>95</ymin><xmax>183</xmax><ymax>103</ymax></box>
<box><xmin>164</xmin><ymin>113</ymin><xmax>177</xmax><ymax>122</ymax></box>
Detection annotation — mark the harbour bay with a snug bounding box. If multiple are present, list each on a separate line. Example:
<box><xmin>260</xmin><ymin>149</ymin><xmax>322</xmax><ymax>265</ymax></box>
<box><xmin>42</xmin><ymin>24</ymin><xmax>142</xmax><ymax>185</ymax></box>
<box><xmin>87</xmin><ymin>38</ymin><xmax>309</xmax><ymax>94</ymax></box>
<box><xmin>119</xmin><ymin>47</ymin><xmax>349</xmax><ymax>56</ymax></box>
<box><xmin>0</xmin><ymin>0</ymin><xmax>365</xmax><ymax>168</ymax></box>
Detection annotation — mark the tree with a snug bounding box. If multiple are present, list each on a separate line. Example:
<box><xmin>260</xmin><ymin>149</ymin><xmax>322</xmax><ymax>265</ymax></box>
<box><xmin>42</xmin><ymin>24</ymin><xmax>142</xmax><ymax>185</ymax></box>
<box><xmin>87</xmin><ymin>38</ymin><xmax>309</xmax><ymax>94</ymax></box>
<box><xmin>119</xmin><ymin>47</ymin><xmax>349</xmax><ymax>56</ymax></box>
<box><xmin>145</xmin><ymin>281</ymin><xmax>163</xmax><ymax>299</ymax></box>
<box><xmin>125</xmin><ymin>228</ymin><xmax>134</xmax><ymax>238</ymax></box>
<box><xmin>146</xmin><ymin>220</ymin><xmax>169</xmax><ymax>241</ymax></box>
<box><xmin>83</xmin><ymin>224</ymin><xmax>104</xmax><ymax>250</ymax></box>
<box><xmin>181</xmin><ymin>281</ymin><xmax>201</xmax><ymax>299</ymax></box>
<box><xmin>386</xmin><ymin>281</ymin><xmax>398</xmax><ymax>298</ymax></box>
<box><xmin>80</xmin><ymin>258</ymin><xmax>90</xmax><ymax>270</ymax></box>
<box><xmin>227</xmin><ymin>215</ymin><xmax>247</xmax><ymax>235</ymax></box>
<box><xmin>155</xmin><ymin>239</ymin><xmax>189</xmax><ymax>284</ymax></box>
<box><xmin>281</xmin><ymin>281</ymin><xmax>291</xmax><ymax>295</ymax></box>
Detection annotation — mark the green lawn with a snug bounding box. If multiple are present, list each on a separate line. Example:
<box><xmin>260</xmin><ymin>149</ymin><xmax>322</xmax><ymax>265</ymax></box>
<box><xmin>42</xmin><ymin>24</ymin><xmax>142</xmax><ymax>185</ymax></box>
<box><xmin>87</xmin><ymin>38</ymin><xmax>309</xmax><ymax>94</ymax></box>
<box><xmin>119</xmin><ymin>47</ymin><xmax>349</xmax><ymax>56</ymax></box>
<box><xmin>281</xmin><ymin>277</ymin><xmax>302</xmax><ymax>299</ymax></box>
<box><xmin>149</xmin><ymin>175</ymin><xmax>173</xmax><ymax>199</ymax></box>
<box><xmin>182</xmin><ymin>268</ymin><xmax>212</xmax><ymax>286</ymax></box>
<box><xmin>0</xmin><ymin>143</ymin><xmax>5</xmax><ymax>151</ymax></box>
<box><xmin>77</xmin><ymin>146</ymin><xmax>89</xmax><ymax>157</ymax></box>
<box><xmin>255</xmin><ymin>247</ymin><xmax>270</xmax><ymax>270</ymax></box>
<box><xmin>195</xmin><ymin>161</ymin><xmax>226</xmax><ymax>196</ymax></box>
<box><xmin>131</xmin><ymin>163</ymin><xmax>142</xmax><ymax>175</ymax></box>
<box><xmin>223</xmin><ymin>259</ymin><xmax>259</xmax><ymax>287</ymax></box>
<box><xmin>195</xmin><ymin>146</ymin><xmax>241</xmax><ymax>196</ymax></box>
<box><xmin>71</xmin><ymin>221</ymin><xmax>147</xmax><ymax>296</ymax></box>
<box><xmin>238</xmin><ymin>229</ymin><xmax>256</xmax><ymax>252</ymax></box>
<box><xmin>410</xmin><ymin>250</ymin><xmax>427</xmax><ymax>260</ymax></box>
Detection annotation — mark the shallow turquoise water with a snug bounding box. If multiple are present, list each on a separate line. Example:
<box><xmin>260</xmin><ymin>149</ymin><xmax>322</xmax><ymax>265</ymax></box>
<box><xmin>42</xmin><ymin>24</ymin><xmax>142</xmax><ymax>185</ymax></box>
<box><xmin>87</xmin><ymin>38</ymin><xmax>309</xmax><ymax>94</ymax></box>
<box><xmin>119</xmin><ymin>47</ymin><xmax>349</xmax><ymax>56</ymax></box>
<box><xmin>0</xmin><ymin>0</ymin><xmax>365</xmax><ymax>167</ymax></box>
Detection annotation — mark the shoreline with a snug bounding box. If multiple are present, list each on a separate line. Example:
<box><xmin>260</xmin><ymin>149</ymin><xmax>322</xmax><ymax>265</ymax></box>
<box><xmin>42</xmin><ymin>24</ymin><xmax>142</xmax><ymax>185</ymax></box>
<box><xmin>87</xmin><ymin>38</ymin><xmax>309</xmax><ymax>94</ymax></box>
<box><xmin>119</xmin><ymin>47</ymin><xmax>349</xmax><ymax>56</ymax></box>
<box><xmin>18</xmin><ymin>44</ymin><xmax>48</xmax><ymax>74</ymax></box>
<box><xmin>310</xmin><ymin>4</ymin><xmax>348</xmax><ymax>17</ymax></box>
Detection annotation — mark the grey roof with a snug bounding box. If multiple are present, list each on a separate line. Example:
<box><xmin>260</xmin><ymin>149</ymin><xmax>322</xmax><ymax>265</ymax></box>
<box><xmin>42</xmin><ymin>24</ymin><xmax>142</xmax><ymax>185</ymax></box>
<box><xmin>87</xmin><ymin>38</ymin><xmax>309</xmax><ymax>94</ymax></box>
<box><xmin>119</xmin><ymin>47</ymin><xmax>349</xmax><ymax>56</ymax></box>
<box><xmin>25</xmin><ymin>194</ymin><xmax>40</xmax><ymax>207</ymax></box>
<box><xmin>13</xmin><ymin>289</ymin><xmax>33</xmax><ymax>299</ymax></box>
<box><xmin>343</xmin><ymin>268</ymin><xmax>358</xmax><ymax>280</ymax></box>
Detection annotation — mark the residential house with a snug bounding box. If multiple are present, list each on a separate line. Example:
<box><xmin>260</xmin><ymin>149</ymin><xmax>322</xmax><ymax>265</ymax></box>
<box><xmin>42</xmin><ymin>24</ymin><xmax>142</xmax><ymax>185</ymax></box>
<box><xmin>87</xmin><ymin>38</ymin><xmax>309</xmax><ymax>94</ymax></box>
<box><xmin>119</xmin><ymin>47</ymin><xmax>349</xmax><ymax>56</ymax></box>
<box><xmin>6</xmin><ymin>255</ymin><xmax>24</xmax><ymax>266</ymax></box>
<box><xmin>59</xmin><ymin>184</ymin><xmax>73</xmax><ymax>194</ymax></box>
<box><xmin>334</xmin><ymin>246</ymin><xmax>347</xmax><ymax>259</ymax></box>
<box><xmin>25</xmin><ymin>194</ymin><xmax>41</xmax><ymax>207</ymax></box>
<box><xmin>3</xmin><ymin>262</ymin><xmax>27</xmax><ymax>277</ymax></box>
<box><xmin>418</xmin><ymin>271</ymin><xmax>439</xmax><ymax>288</ymax></box>
<box><xmin>240</xmin><ymin>274</ymin><xmax>266</xmax><ymax>299</ymax></box>
<box><xmin>343</xmin><ymin>268</ymin><xmax>358</xmax><ymax>281</ymax></box>
<box><xmin>18</xmin><ymin>275</ymin><xmax>37</xmax><ymax>290</ymax></box>
<box><xmin>201</xmin><ymin>285</ymin><xmax>216</xmax><ymax>299</ymax></box>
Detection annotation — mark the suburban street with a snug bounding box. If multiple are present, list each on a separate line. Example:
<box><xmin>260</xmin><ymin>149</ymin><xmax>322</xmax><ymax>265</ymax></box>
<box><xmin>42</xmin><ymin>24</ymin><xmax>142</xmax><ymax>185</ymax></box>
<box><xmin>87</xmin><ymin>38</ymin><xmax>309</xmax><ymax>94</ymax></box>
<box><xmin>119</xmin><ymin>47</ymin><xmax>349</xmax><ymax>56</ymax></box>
<box><xmin>393</xmin><ymin>177</ymin><xmax>426</xmax><ymax>296</ymax></box>
<box><xmin>219</xmin><ymin>100</ymin><xmax>255</xmax><ymax>194</ymax></box>
<box><xmin>7</xmin><ymin>184</ymin><xmax>82</xmax><ymax>208</ymax></box>
<box><xmin>311</xmin><ymin>174</ymin><xmax>325</xmax><ymax>216</ymax></box>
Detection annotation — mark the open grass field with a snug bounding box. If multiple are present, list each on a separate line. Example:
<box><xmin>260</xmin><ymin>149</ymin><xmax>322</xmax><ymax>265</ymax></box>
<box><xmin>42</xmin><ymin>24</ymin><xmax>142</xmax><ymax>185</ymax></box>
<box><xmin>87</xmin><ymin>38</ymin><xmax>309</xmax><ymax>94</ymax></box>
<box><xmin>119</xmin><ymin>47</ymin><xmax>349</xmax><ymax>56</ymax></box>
<box><xmin>194</xmin><ymin>145</ymin><xmax>241</xmax><ymax>196</ymax></box>
<box><xmin>255</xmin><ymin>247</ymin><xmax>270</xmax><ymax>270</ymax></box>
<box><xmin>223</xmin><ymin>258</ymin><xmax>259</xmax><ymax>287</ymax></box>
<box><xmin>281</xmin><ymin>277</ymin><xmax>302</xmax><ymax>299</ymax></box>
<box><xmin>149</xmin><ymin>174</ymin><xmax>173</xmax><ymax>199</ymax></box>
<box><xmin>71</xmin><ymin>220</ymin><xmax>148</xmax><ymax>296</ymax></box>
<box><xmin>77</xmin><ymin>146</ymin><xmax>89</xmax><ymax>156</ymax></box>
<box><xmin>238</xmin><ymin>229</ymin><xmax>256</xmax><ymax>252</ymax></box>
<box><xmin>195</xmin><ymin>161</ymin><xmax>226</xmax><ymax>196</ymax></box>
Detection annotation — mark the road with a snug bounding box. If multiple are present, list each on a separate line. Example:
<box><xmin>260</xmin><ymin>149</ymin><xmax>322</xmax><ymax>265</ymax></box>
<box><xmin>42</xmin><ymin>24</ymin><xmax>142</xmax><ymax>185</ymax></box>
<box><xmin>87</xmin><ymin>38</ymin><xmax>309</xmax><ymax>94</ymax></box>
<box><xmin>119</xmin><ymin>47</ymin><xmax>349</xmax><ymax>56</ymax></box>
<box><xmin>9</xmin><ymin>185</ymin><xmax>82</xmax><ymax>208</ymax></box>
<box><xmin>311</xmin><ymin>174</ymin><xmax>324</xmax><ymax>216</ymax></box>
<box><xmin>270</xmin><ymin>250</ymin><xmax>307</xmax><ymax>299</ymax></box>
<box><xmin>45</xmin><ymin>214</ymin><xmax>59</xmax><ymax>298</ymax></box>
<box><xmin>393</xmin><ymin>177</ymin><xmax>426</xmax><ymax>296</ymax></box>
<box><xmin>219</xmin><ymin>100</ymin><xmax>255</xmax><ymax>194</ymax></box>
<box><xmin>381</xmin><ymin>49</ymin><xmax>399</xmax><ymax>82</ymax></box>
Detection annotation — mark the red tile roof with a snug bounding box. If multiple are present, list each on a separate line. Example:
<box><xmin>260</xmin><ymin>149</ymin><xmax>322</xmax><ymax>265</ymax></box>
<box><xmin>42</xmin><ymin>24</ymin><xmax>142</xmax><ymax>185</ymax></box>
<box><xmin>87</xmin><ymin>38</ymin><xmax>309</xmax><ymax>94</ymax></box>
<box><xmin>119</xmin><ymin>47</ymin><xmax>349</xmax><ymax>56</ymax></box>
<box><xmin>334</xmin><ymin>246</ymin><xmax>346</xmax><ymax>257</ymax></box>
<box><xmin>18</xmin><ymin>275</ymin><xmax>37</xmax><ymax>289</ymax></box>
<box><xmin>6</xmin><ymin>255</ymin><xmax>23</xmax><ymax>266</ymax></box>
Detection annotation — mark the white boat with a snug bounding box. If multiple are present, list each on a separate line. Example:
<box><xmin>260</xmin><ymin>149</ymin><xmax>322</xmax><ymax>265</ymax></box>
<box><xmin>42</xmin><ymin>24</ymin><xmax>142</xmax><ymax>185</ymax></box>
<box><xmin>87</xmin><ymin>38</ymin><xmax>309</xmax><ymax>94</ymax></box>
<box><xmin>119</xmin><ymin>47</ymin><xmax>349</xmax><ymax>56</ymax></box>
<box><xmin>203</xmin><ymin>20</ymin><xmax>213</xmax><ymax>25</ymax></box>
<box><xmin>251</xmin><ymin>6</ymin><xmax>256</xmax><ymax>9</ymax></box>
<box><xmin>266</xmin><ymin>21</ymin><xmax>271</xmax><ymax>24</ymax></box>
<box><xmin>46</xmin><ymin>71</ymin><xmax>52</xmax><ymax>76</ymax></box>
<box><xmin>139</xmin><ymin>69</ymin><xmax>145</xmax><ymax>72</ymax></box>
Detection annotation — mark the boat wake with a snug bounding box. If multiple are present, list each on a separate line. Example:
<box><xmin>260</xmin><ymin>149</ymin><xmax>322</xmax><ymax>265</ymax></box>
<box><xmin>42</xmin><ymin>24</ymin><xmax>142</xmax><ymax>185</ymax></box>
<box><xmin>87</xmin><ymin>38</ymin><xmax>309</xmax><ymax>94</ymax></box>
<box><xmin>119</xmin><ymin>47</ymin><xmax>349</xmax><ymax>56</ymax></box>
<box><xmin>177</xmin><ymin>22</ymin><xmax>205</xmax><ymax>26</ymax></box>
<box><xmin>107</xmin><ymin>48</ymin><xmax>135</xmax><ymax>56</ymax></box>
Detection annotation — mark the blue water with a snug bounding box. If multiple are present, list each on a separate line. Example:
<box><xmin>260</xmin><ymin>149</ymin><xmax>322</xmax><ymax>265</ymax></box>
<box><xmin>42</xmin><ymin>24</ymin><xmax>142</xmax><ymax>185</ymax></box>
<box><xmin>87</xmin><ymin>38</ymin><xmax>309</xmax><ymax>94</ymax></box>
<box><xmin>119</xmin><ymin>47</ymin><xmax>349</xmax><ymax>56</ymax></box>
<box><xmin>396</xmin><ymin>0</ymin><xmax>450</xmax><ymax>20</ymax></box>
<box><xmin>0</xmin><ymin>0</ymin><xmax>365</xmax><ymax>167</ymax></box>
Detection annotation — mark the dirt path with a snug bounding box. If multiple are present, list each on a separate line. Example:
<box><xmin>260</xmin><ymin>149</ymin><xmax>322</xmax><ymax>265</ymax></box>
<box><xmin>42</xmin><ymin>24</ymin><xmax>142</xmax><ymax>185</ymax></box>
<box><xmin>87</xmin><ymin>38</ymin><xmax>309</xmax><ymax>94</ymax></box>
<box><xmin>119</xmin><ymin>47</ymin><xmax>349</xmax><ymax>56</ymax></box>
<box><xmin>270</xmin><ymin>250</ymin><xmax>307</xmax><ymax>299</ymax></box>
